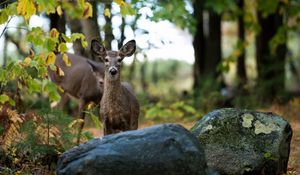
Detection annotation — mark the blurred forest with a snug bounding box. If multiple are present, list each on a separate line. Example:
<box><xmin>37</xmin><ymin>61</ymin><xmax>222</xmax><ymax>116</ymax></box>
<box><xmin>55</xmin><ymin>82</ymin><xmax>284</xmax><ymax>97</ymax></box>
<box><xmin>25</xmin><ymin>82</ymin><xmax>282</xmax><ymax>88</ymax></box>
<box><xmin>0</xmin><ymin>0</ymin><xmax>300</xmax><ymax>174</ymax></box>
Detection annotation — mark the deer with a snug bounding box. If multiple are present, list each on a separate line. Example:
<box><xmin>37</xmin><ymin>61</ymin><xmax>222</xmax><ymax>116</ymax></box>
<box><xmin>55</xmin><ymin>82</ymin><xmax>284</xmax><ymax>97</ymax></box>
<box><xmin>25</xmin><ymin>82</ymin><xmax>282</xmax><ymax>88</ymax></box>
<box><xmin>47</xmin><ymin>53</ymin><xmax>105</xmax><ymax>142</ymax></box>
<box><xmin>90</xmin><ymin>39</ymin><xmax>140</xmax><ymax>135</ymax></box>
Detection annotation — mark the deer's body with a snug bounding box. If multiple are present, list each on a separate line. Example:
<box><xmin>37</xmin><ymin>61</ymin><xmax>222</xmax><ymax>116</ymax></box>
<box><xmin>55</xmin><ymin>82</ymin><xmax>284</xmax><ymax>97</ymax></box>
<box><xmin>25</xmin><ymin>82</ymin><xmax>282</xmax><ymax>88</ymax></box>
<box><xmin>91</xmin><ymin>40</ymin><xmax>139</xmax><ymax>135</ymax></box>
<box><xmin>48</xmin><ymin>53</ymin><xmax>105</xmax><ymax>116</ymax></box>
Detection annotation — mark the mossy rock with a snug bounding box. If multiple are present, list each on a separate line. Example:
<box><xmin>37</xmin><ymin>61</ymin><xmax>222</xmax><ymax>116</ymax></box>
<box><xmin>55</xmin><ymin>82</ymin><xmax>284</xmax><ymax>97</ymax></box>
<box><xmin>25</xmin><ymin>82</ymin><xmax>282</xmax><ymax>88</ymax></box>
<box><xmin>191</xmin><ymin>108</ymin><xmax>292</xmax><ymax>175</ymax></box>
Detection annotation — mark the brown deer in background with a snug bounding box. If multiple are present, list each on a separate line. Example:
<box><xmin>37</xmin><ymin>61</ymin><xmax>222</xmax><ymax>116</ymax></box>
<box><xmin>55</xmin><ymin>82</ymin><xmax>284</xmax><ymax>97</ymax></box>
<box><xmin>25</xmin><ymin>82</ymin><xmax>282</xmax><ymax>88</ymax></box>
<box><xmin>90</xmin><ymin>40</ymin><xmax>140</xmax><ymax>135</ymax></box>
<box><xmin>48</xmin><ymin>53</ymin><xmax>105</xmax><ymax>142</ymax></box>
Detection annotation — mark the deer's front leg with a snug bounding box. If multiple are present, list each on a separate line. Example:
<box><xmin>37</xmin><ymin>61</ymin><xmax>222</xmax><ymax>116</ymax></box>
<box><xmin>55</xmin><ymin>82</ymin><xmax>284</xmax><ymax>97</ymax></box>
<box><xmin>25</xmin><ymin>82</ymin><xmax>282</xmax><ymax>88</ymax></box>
<box><xmin>76</xmin><ymin>99</ymin><xmax>86</xmax><ymax>144</ymax></box>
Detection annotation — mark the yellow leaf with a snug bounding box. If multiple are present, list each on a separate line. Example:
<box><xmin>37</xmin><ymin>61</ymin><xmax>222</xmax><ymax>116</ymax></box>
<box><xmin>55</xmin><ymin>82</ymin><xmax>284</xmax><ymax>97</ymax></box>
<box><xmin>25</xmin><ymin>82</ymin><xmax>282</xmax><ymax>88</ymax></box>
<box><xmin>87</xmin><ymin>102</ymin><xmax>96</xmax><ymax>110</ymax></box>
<box><xmin>58</xmin><ymin>67</ymin><xmax>65</xmax><ymax>76</ymax></box>
<box><xmin>114</xmin><ymin>0</ymin><xmax>125</xmax><ymax>6</ymax></box>
<box><xmin>104</xmin><ymin>8</ymin><xmax>111</xmax><ymax>18</ymax></box>
<box><xmin>23</xmin><ymin>57</ymin><xmax>31</xmax><ymax>66</ymax></box>
<box><xmin>46</xmin><ymin>52</ymin><xmax>56</xmax><ymax>65</ymax></box>
<box><xmin>57</xmin><ymin>86</ymin><xmax>64</xmax><ymax>93</ymax></box>
<box><xmin>50</xmin><ymin>28</ymin><xmax>59</xmax><ymax>39</ymax></box>
<box><xmin>68</xmin><ymin>119</ymin><xmax>84</xmax><ymax>128</ymax></box>
<box><xmin>17</xmin><ymin>0</ymin><xmax>37</xmax><ymax>20</ymax></box>
<box><xmin>83</xmin><ymin>2</ymin><xmax>93</xmax><ymax>19</ymax></box>
<box><xmin>62</xmin><ymin>54</ymin><xmax>71</xmax><ymax>67</ymax></box>
<box><xmin>56</xmin><ymin>5</ymin><xmax>63</xmax><ymax>16</ymax></box>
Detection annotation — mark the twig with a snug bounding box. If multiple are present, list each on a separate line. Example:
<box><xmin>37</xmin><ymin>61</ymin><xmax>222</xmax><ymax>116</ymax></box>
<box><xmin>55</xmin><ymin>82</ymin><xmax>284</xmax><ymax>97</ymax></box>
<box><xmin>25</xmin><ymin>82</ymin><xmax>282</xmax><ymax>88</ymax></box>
<box><xmin>0</xmin><ymin>16</ymin><xmax>13</xmax><ymax>39</ymax></box>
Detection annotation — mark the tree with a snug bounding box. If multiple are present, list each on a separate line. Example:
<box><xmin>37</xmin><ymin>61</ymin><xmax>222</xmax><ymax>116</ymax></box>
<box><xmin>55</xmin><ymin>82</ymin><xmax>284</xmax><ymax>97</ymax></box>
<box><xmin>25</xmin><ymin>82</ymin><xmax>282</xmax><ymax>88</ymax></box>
<box><xmin>193</xmin><ymin>0</ymin><xmax>205</xmax><ymax>89</ymax></box>
<box><xmin>236</xmin><ymin>0</ymin><xmax>247</xmax><ymax>87</ymax></box>
<box><xmin>256</xmin><ymin>3</ymin><xmax>287</xmax><ymax>101</ymax></box>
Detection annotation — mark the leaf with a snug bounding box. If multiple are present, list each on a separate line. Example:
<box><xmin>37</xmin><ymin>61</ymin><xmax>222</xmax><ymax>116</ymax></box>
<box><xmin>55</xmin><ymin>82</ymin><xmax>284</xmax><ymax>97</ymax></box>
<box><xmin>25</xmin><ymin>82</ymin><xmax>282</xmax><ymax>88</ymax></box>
<box><xmin>46</xmin><ymin>52</ymin><xmax>56</xmax><ymax>65</ymax></box>
<box><xmin>0</xmin><ymin>94</ymin><xmax>10</xmax><ymax>104</ymax></box>
<box><xmin>83</xmin><ymin>131</ymin><xmax>94</xmax><ymax>140</ymax></box>
<box><xmin>35</xmin><ymin>0</ymin><xmax>57</xmax><ymax>14</ymax></box>
<box><xmin>120</xmin><ymin>2</ymin><xmax>136</xmax><ymax>16</ymax></box>
<box><xmin>45</xmin><ymin>38</ymin><xmax>57</xmax><ymax>51</ymax></box>
<box><xmin>58</xmin><ymin>67</ymin><xmax>65</xmax><ymax>76</ymax></box>
<box><xmin>104</xmin><ymin>8</ymin><xmax>111</xmax><ymax>18</ymax></box>
<box><xmin>28</xmin><ymin>79</ymin><xmax>41</xmax><ymax>93</ymax></box>
<box><xmin>17</xmin><ymin>0</ymin><xmax>37</xmax><ymax>20</ymax></box>
<box><xmin>56</xmin><ymin>5</ymin><xmax>63</xmax><ymax>16</ymax></box>
<box><xmin>83</xmin><ymin>2</ymin><xmax>93</xmax><ymax>19</ymax></box>
<box><xmin>61</xmin><ymin>34</ymin><xmax>72</xmax><ymax>42</ymax></box>
<box><xmin>44</xmin><ymin>80</ymin><xmax>61</xmax><ymax>102</ymax></box>
<box><xmin>0</xmin><ymin>10</ymin><xmax>9</xmax><ymax>24</ymax></box>
<box><xmin>62</xmin><ymin>54</ymin><xmax>71</xmax><ymax>67</ymax></box>
<box><xmin>58</xmin><ymin>43</ymin><xmax>68</xmax><ymax>53</ymax></box>
<box><xmin>114</xmin><ymin>0</ymin><xmax>125</xmax><ymax>6</ymax></box>
<box><xmin>50</xmin><ymin>28</ymin><xmax>59</xmax><ymax>39</ymax></box>
<box><xmin>49</xmin><ymin>64</ymin><xmax>57</xmax><ymax>71</ymax></box>
<box><xmin>23</xmin><ymin>57</ymin><xmax>32</xmax><ymax>66</ymax></box>
<box><xmin>85</xmin><ymin>111</ymin><xmax>102</xmax><ymax>129</ymax></box>
<box><xmin>0</xmin><ymin>94</ymin><xmax>16</xmax><ymax>106</ymax></box>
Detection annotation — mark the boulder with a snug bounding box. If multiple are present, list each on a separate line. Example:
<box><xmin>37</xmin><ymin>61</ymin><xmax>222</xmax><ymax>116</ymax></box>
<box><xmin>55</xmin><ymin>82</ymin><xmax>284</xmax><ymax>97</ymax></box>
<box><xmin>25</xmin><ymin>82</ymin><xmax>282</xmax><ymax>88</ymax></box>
<box><xmin>57</xmin><ymin>124</ymin><xmax>207</xmax><ymax>175</ymax></box>
<box><xmin>191</xmin><ymin>108</ymin><xmax>292</xmax><ymax>175</ymax></box>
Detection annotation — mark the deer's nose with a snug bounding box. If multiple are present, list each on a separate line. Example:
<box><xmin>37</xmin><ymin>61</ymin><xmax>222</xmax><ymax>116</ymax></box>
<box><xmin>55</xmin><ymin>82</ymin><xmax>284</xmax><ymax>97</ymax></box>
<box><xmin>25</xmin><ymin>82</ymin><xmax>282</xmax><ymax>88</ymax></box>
<box><xmin>109</xmin><ymin>67</ymin><xmax>118</xmax><ymax>76</ymax></box>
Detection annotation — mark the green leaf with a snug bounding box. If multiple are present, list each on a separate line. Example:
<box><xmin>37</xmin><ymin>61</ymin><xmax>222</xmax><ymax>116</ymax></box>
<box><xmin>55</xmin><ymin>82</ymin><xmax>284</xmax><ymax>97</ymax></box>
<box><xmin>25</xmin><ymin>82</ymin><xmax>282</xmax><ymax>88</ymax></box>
<box><xmin>44</xmin><ymin>80</ymin><xmax>60</xmax><ymax>102</ymax></box>
<box><xmin>85</xmin><ymin>111</ymin><xmax>102</xmax><ymax>129</ymax></box>
<box><xmin>83</xmin><ymin>131</ymin><xmax>94</xmax><ymax>140</ymax></box>
<box><xmin>120</xmin><ymin>2</ymin><xmax>136</xmax><ymax>16</ymax></box>
<box><xmin>28</xmin><ymin>79</ymin><xmax>41</xmax><ymax>93</ymax></box>
<box><xmin>0</xmin><ymin>94</ymin><xmax>15</xmax><ymax>106</ymax></box>
<box><xmin>257</xmin><ymin>0</ymin><xmax>279</xmax><ymax>16</ymax></box>
<box><xmin>58</xmin><ymin>42</ymin><xmax>68</xmax><ymax>53</ymax></box>
<box><xmin>0</xmin><ymin>94</ymin><xmax>10</xmax><ymax>104</ymax></box>
<box><xmin>61</xmin><ymin>33</ymin><xmax>72</xmax><ymax>42</ymax></box>
<box><xmin>0</xmin><ymin>10</ymin><xmax>9</xmax><ymax>24</ymax></box>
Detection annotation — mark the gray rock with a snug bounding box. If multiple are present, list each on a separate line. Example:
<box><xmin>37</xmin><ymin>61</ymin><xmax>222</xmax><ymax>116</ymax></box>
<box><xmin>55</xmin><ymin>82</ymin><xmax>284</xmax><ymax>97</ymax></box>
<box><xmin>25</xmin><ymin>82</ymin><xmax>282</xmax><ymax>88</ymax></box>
<box><xmin>191</xmin><ymin>108</ymin><xmax>292</xmax><ymax>175</ymax></box>
<box><xmin>57</xmin><ymin>123</ymin><xmax>207</xmax><ymax>175</ymax></box>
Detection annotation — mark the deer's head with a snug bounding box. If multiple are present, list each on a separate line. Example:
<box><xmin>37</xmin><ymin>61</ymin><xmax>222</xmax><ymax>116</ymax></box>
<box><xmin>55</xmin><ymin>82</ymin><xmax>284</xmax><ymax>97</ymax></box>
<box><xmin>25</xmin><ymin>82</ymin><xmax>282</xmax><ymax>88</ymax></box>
<box><xmin>91</xmin><ymin>40</ymin><xmax>136</xmax><ymax>80</ymax></box>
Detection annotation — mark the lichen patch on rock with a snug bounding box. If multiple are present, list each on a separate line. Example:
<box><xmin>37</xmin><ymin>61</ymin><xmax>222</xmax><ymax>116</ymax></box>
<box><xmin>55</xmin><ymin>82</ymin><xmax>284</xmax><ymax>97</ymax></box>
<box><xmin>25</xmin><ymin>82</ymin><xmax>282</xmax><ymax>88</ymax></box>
<box><xmin>254</xmin><ymin>120</ymin><xmax>280</xmax><ymax>134</ymax></box>
<box><xmin>201</xmin><ymin>124</ymin><xmax>213</xmax><ymax>133</ymax></box>
<box><xmin>241</xmin><ymin>113</ymin><xmax>254</xmax><ymax>128</ymax></box>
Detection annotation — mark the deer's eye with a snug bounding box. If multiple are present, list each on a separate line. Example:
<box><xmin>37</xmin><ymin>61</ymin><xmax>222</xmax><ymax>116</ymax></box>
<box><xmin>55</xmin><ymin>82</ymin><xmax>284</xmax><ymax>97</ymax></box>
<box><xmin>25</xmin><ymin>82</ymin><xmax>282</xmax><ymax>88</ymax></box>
<box><xmin>104</xmin><ymin>58</ymin><xmax>109</xmax><ymax>62</ymax></box>
<box><xmin>117</xmin><ymin>59</ymin><xmax>122</xmax><ymax>63</ymax></box>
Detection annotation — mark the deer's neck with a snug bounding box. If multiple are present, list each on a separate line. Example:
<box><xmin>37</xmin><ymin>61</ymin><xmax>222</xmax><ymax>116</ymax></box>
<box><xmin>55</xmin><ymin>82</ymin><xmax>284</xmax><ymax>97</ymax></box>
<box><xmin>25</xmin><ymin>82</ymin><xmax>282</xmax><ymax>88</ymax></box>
<box><xmin>103</xmin><ymin>73</ymin><xmax>122</xmax><ymax>100</ymax></box>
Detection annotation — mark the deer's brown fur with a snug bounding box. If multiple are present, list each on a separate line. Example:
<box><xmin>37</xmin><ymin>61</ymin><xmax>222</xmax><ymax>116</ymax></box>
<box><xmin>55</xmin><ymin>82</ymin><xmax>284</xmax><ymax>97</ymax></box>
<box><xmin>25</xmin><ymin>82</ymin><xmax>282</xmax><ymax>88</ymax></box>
<box><xmin>91</xmin><ymin>40</ymin><xmax>139</xmax><ymax>135</ymax></box>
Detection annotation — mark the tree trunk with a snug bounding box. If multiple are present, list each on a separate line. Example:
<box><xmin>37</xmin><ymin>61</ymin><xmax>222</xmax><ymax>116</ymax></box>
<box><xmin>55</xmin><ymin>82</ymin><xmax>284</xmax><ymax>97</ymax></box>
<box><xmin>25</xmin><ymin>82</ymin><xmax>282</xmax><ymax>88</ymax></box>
<box><xmin>49</xmin><ymin>12</ymin><xmax>66</xmax><ymax>34</ymax></box>
<box><xmin>104</xmin><ymin>3</ymin><xmax>114</xmax><ymax>50</ymax></box>
<box><xmin>256</xmin><ymin>8</ymin><xmax>287</xmax><ymax>101</ymax></box>
<box><xmin>118</xmin><ymin>17</ymin><xmax>126</xmax><ymax>49</ymax></box>
<box><xmin>204</xmin><ymin>11</ymin><xmax>222</xmax><ymax>77</ymax></box>
<box><xmin>81</xmin><ymin>1</ymin><xmax>102</xmax><ymax>60</ymax></box>
<box><xmin>236</xmin><ymin>0</ymin><xmax>247</xmax><ymax>86</ymax></box>
<box><xmin>193</xmin><ymin>1</ymin><xmax>205</xmax><ymax>89</ymax></box>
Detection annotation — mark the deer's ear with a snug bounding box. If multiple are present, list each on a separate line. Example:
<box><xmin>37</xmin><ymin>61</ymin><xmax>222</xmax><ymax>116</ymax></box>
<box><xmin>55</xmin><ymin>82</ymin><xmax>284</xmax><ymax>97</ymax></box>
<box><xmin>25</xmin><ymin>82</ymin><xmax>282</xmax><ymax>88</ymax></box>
<box><xmin>91</xmin><ymin>39</ymin><xmax>106</xmax><ymax>59</ymax></box>
<box><xmin>119</xmin><ymin>40</ymin><xmax>136</xmax><ymax>57</ymax></box>
<box><xmin>87</xmin><ymin>59</ymin><xmax>98</xmax><ymax>73</ymax></box>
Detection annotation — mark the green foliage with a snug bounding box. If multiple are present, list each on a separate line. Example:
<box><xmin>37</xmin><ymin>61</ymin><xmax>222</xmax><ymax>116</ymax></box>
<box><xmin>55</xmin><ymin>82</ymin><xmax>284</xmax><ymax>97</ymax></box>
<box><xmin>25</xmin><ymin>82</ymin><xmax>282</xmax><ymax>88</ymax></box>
<box><xmin>85</xmin><ymin>110</ymin><xmax>102</xmax><ymax>129</ymax></box>
<box><xmin>0</xmin><ymin>94</ymin><xmax>15</xmax><ymax>106</ymax></box>
<box><xmin>0</xmin><ymin>108</ymin><xmax>79</xmax><ymax>174</ymax></box>
<box><xmin>143</xmin><ymin>100</ymin><xmax>201</xmax><ymax>122</ymax></box>
<box><xmin>256</xmin><ymin>0</ymin><xmax>280</xmax><ymax>17</ymax></box>
<box><xmin>205</xmin><ymin>0</ymin><xmax>239</xmax><ymax>14</ymax></box>
<box><xmin>152</xmin><ymin>0</ymin><xmax>196</xmax><ymax>34</ymax></box>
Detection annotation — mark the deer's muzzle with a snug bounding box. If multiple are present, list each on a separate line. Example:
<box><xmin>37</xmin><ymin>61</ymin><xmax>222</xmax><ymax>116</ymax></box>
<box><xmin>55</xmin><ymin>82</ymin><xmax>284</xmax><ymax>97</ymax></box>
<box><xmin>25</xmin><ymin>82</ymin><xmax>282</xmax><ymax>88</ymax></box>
<box><xmin>109</xmin><ymin>66</ymin><xmax>118</xmax><ymax>76</ymax></box>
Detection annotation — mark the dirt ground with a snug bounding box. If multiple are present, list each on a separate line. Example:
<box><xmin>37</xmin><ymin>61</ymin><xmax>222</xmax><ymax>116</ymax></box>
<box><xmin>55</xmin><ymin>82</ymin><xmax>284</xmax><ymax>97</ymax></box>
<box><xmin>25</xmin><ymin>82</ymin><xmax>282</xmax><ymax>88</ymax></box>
<box><xmin>86</xmin><ymin>101</ymin><xmax>300</xmax><ymax>174</ymax></box>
